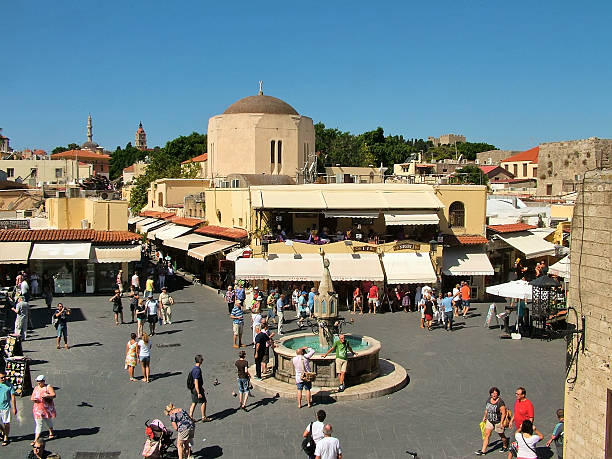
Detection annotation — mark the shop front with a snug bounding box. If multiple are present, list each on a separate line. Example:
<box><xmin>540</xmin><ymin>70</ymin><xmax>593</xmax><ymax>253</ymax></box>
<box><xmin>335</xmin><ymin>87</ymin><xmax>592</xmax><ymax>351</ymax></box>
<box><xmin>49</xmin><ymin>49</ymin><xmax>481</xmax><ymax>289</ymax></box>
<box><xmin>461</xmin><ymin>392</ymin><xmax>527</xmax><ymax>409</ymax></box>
<box><xmin>29</xmin><ymin>242</ymin><xmax>92</xmax><ymax>294</ymax></box>
<box><xmin>441</xmin><ymin>246</ymin><xmax>494</xmax><ymax>301</ymax></box>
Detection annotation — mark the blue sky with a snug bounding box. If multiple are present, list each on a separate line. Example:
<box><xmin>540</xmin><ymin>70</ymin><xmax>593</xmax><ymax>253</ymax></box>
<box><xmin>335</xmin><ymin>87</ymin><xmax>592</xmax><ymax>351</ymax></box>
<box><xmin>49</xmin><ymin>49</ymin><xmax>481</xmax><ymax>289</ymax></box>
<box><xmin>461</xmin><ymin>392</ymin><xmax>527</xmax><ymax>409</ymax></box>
<box><xmin>2</xmin><ymin>1</ymin><xmax>611</xmax><ymax>153</ymax></box>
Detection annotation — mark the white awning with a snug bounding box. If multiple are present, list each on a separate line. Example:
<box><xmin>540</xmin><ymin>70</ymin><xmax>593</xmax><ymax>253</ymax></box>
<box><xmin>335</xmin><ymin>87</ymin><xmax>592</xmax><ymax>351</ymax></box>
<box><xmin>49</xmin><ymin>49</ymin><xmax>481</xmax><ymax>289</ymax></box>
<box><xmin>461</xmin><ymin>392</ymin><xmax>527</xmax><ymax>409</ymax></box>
<box><xmin>225</xmin><ymin>246</ymin><xmax>249</xmax><ymax>261</ymax></box>
<box><xmin>381</xmin><ymin>252</ymin><xmax>437</xmax><ymax>284</ymax></box>
<box><xmin>135</xmin><ymin>217</ymin><xmax>159</xmax><ymax>231</ymax></box>
<box><xmin>0</xmin><ymin>242</ymin><xmax>31</xmax><ymax>264</ymax></box>
<box><xmin>91</xmin><ymin>245</ymin><xmax>142</xmax><ymax>263</ymax></box>
<box><xmin>147</xmin><ymin>223</ymin><xmax>174</xmax><ymax>239</ymax></box>
<box><xmin>323</xmin><ymin>211</ymin><xmax>380</xmax><ymax>218</ymax></box>
<box><xmin>442</xmin><ymin>247</ymin><xmax>494</xmax><ymax>276</ymax></box>
<box><xmin>549</xmin><ymin>256</ymin><xmax>570</xmax><ymax>278</ymax></box>
<box><xmin>326</xmin><ymin>252</ymin><xmax>385</xmax><ymax>281</ymax></box>
<box><xmin>128</xmin><ymin>216</ymin><xmax>147</xmax><ymax>224</ymax></box>
<box><xmin>141</xmin><ymin>220</ymin><xmax>169</xmax><ymax>235</ymax></box>
<box><xmin>154</xmin><ymin>224</ymin><xmax>192</xmax><ymax>242</ymax></box>
<box><xmin>30</xmin><ymin>242</ymin><xmax>92</xmax><ymax>260</ymax></box>
<box><xmin>267</xmin><ymin>253</ymin><xmax>322</xmax><ymax>281</ymax></box>
<box><xmin>235</xmin><ymin>257</ymin><xmax>269</xmax><ymax>280</ymax></box>
<box><xmin>187</xmin><ymin>240</ymin><xmax>238</xmax><ymax>261</ymax></box>
<box><xmin>384</xmin><ymin>210</ymin><xmax>440</xmax><ymax>226</ymax></box>
<box><xmin>164</xmin><ymin>234</ymin><xmax>217</xmax><ymax>251</ymax></box>
<box><xmin>497</xmin><ymin>232</ymin><xmax>556</xmax><ymax>259</ymax></box>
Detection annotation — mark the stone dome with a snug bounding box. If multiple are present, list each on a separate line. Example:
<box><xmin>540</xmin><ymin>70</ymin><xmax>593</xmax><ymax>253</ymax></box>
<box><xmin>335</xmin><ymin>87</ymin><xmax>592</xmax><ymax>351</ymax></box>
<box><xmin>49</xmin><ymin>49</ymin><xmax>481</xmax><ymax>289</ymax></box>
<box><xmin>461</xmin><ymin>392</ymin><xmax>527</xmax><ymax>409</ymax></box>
<box><xmin>81</xmin><ymin>140</ymin><xmax>99</xmax><ymax>151</ymax></box>
<box><xmin>223</xmin><ymin>94</ymin><xmax>299</xmax><ymax>115</ymax></box>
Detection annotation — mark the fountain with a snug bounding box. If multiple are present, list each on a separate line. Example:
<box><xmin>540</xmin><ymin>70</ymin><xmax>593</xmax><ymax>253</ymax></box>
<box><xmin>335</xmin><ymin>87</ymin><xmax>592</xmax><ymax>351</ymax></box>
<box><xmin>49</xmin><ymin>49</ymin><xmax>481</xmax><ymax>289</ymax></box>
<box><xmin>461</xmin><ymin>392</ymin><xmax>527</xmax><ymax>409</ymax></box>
<box><xmin>273</xmin><ymin>252</ymin><xmax>381</xmax><ymax>387</ymax></box>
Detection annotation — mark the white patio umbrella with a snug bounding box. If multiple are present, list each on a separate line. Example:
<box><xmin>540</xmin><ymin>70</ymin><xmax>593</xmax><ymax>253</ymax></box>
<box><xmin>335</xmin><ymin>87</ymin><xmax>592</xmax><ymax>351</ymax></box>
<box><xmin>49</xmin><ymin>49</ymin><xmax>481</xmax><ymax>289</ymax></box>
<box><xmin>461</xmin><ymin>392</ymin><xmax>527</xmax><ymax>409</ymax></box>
<box><xmin>549</xmin><ymin>256</ymin><xmax>570</xmax><ymax>279</ymax></box>
<box><xmin>485</xmin><ymin>280</ymin><xmax>532</xmax><ymax>300</ymax></box>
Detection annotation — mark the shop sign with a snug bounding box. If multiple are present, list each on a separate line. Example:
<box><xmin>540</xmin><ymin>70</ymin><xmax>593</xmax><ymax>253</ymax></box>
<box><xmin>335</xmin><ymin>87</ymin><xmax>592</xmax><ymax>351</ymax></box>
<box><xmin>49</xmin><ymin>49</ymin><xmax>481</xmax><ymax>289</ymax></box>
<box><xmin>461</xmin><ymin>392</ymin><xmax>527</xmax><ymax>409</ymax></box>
<box><xmin>393</xmin><ymin>242</ymin><xmax>421</xmax><ymax>251</ymax></box>
<box><xmin>0</xmin><ymin>219</ymin><xmax>29</xmax><ymax>229</ymax></box>
<box><xmin>352</xmin><ymin>245</ymin><xmax>377</xmax><ymax>253</ymax></box>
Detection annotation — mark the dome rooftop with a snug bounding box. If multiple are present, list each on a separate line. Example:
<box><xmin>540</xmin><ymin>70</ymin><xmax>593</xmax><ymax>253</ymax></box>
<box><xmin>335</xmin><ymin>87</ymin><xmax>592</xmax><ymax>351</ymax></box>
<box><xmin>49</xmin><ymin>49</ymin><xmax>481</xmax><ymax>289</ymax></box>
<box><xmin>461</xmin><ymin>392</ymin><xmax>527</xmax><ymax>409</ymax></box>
<box><xmin>81</xmin><ymin>140</ymin><xmax>99</xmax><ymax>150</ymax></box>
<box><xmin>223</xmin><ymin>94</ymin><xmax>299</xmax><ymax>116</ymax></box>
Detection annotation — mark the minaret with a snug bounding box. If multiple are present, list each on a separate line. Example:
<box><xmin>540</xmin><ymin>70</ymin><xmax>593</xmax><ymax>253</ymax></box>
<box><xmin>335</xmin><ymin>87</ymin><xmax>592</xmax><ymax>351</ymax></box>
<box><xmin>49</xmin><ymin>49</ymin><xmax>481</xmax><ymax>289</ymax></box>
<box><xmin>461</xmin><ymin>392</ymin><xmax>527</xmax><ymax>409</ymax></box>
<box><xmin>87</xmin><ymin>114</ymin><xmax>93</xmax><ymax>143</ymax></box>
<box><xmin>135</xmin><ymin>122</ymin><xmax>148</xmax><ymax>151</ymax></box>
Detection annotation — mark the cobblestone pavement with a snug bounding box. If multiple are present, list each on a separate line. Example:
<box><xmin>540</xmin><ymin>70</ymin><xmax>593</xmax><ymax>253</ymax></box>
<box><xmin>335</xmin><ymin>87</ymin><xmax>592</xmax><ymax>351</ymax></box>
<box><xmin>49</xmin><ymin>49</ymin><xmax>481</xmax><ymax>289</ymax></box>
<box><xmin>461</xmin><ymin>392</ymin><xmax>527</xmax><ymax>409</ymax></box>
<box><xmin>2</xmin><ymin>283</ymin><xmax>566</xmax><ymax>458</ymax></box>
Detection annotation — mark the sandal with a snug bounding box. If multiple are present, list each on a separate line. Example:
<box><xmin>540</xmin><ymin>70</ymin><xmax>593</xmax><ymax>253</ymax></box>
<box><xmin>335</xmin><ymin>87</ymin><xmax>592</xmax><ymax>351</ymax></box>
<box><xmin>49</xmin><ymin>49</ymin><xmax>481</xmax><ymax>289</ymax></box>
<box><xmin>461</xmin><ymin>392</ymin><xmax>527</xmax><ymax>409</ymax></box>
<box><xmin>202</xmin><ymin>417</ymin><xmax>212</xmax><ymax>422</ymax></box>
<box><xmin>2</xmin><ymin>440</ymin><xmax>9</xmax><ymax>446</ymax></box>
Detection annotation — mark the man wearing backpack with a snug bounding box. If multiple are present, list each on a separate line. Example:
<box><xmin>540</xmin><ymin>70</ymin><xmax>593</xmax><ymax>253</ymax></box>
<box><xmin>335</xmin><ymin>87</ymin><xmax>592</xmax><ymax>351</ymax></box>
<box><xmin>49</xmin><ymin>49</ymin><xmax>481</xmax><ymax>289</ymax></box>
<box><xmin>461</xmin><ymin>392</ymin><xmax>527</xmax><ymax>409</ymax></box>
<box><xmin>302</xmin><ymin>410</ymin><xmax>327</xmax><ymax>459</ymax></box>
<box><xmin>188</xmin><ymin>355</ymin><xmax>211</xmax><ymax>422</ymax></box>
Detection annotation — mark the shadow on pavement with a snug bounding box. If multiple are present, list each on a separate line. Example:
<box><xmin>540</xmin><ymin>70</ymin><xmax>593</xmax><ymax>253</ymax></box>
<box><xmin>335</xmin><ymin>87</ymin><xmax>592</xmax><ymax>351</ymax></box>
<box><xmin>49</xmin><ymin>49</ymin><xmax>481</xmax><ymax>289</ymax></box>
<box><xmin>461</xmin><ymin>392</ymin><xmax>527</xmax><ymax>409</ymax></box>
<box><xmin>150</xmin><ymin>371</ymin><xmax>181</xmax><ymax>381</ymax></box>
<box><xmin>155</xmin><ymin>329</ymin><xmax>182</xmax><ymax>335</ymax></box>
<box><xmin>245</xmin><ymin>394</ymin><xmax>279</xmax><ymax>411</ymax></box>
<box><xmin>193</xmin><ymin>445</ymin><xmax>223</xmax><ymax>458</ymax></box>
<box><xmin>12</xmin><ymin>426</ymin><xmax>101</xmax><ymax>443</ymax></box>
<box><xmin>71</xmin><ymin>342</ymin><xmax>103</xmax><ymax>348</ymax></box>
<box><xmin>169</xmin><ymin>319</ymin><xmax>193</xmax><ymax>324</ymax></box>
<box><xmin>209</xmin><ymin>407</ymin><xmax>237</xmax><ymax>420</ymax></box>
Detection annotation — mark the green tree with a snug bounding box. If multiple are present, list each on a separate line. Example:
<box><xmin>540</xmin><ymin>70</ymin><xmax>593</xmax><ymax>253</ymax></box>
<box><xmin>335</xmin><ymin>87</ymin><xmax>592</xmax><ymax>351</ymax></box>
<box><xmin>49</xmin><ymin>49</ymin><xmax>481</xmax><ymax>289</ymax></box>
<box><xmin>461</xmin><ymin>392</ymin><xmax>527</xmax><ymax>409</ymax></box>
<box><xmin>109</xmin><ymin>142</ymin><xmax>148</xmax><ymax>180</ymax></box>
<box><xmin>455</xmin><ymin>165</ymin><xmax>489</xmax><ymax>185</ymax></box>
<box><xmin>51</xmin><ymin>143</ymin><xmax>80</xmax><ymax>155</ymax></box>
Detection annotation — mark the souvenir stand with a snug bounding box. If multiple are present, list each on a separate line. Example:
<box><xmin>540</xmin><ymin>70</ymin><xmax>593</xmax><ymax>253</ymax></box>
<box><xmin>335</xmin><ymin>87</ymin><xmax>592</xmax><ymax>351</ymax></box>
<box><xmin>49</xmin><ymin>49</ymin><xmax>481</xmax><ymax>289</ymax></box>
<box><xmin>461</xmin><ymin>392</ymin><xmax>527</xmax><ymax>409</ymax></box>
<box><xmin>2</xmin><ymin>334</ymin><xmax>32</xmax><ymax>396</ymax></box>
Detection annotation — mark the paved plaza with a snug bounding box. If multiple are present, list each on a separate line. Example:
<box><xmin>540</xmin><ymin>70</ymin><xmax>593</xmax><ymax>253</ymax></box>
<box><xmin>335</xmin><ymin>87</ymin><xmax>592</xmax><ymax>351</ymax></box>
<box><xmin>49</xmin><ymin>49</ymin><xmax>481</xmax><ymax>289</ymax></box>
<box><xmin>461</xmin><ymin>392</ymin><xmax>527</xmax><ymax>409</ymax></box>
<box><xmin>3</xmin><ymin>282</ymin><xmax>566</xmax><ymax>458</ymax></box>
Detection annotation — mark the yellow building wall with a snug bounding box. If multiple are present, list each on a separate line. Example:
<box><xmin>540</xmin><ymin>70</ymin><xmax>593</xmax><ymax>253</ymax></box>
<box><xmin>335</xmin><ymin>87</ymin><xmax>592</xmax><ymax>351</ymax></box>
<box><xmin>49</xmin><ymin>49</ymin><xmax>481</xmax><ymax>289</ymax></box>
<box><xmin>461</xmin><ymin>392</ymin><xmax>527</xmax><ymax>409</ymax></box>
<box><xmin>436</xmin><ymin>185</ymin><xmax>487</xmax><ymax>236</ymax></box>
<box><xmin>204</xmin><ymin>188</ymin><xmax>251</xmax><ymax>230</ymax></box>
<box><xmin>147</xmin><ymin>179</ymin><xmax>209</xmax><ymax>210</ymax></box>
<box><xmin>551</xmin><ymin>204</ymin><xmax>574</xmax><ymax>222</ymax></box>
<box><xmin>46</xmin><ymin>198</ymin><xmax>128</xmax><ymax>230</ymax></box>
<box><xmin>501</xmin><ymin>161</ymin><xmax>537</xmax><ymax>180</ymax></box>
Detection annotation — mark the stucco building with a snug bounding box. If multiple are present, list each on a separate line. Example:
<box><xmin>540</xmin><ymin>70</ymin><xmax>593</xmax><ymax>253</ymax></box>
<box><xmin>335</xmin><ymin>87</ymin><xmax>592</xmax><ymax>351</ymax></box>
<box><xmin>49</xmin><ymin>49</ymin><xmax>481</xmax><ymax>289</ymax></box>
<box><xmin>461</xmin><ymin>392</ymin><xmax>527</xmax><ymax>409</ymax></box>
<box><xmin>46</xmin><ymin>197</ymin><xmax>128</xmax><ymax>231</ymax></box>
<box><xmin>0</xmin><ymin>158</ymin><xmax>91</xmax><ymax>185</ymax></box>
<box><xmin>500</xmin><ymin>147</ymin><xmax>539</xmax><ymax>181</ymax></box>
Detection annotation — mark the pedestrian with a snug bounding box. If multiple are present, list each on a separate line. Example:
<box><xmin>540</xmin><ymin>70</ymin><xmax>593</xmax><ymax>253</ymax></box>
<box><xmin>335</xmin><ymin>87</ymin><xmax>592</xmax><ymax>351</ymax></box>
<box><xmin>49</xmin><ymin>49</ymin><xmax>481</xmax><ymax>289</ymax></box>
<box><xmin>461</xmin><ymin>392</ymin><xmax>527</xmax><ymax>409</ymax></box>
<box><xmin>116</xmin><ymin>270</ymin><xmax>124</xmax><ymax>296</ymax></box>
<box><xmin>30</xmin><ymin>375</ymin><xmax>56</xmax><ymax>445</ymax></box>
<box><xmin>303</xmin><ymin>410</ymin><xmax>327</xmax><ymax>459</ymax></box>
<box><xmin>20</xmin><ymin>274</ymin><xmax>30</xmax><ymax>302</ymax></box>
<box><xmin>251</xmin><ymin>305</ymin><xmax>263</xmax><ymax>345</ymax></box>
<box><xmin>322</xmin><ymin>334</ymin><xmax>356</xmax><ymax>392</ymax></box>
<box><xmin>11</xmin><ymin>294</ymin><xmax>28</xmax><ymax>340</ymax></box>
<box><xmin>461</xmin><ymin>280</ymin><xmax>471</xmax><ymax>318</ymax></box>
<box><xmin>131</xmin><ymin>271</ymin><xmax>140</xmax><ymax>295</ymax></box>
<box><xmin>475</xmin><ymin>386</ymin><xmax>509</xmax><ymax>455</ymax></box>
<box><xmin>545</xmin><ymin>409</ymin><xmax>564</xmax><ymax>459</ymax></box>
<box><xmin>436</xmin><ymin>292</ymin><xmax>445</xmax><ymax>326</ymax></box>
<box><xmin>292</xmin><ymin>286</ymin><xmax>300</xmax><ymax>318</ymax></box>
<box><xmin>293</xmin><ymin>346</ymin><xmax>315</xmax><ymax>408</ymax></box>
<box><xmin>125</xmin><ymin>332</ymin><xmax>139</xmax><ymax>382</ymax></box>
<box><xmin>423</xmin><ymin>293</ymin><xmax>434</xmax><ymax>331</ymax></box>
<box><xmin>314</xmin><ymin>424</ymin><xmax>342</xmax><ymax>459</ymax></box>
<box><xmin>0</xmin><ymin>371</ymin><xmax>17</xmax><ymax>446</ymax></box>
<box><xmin>352</xmin><ymin>286</ymin><xmax>362</xmax><ymax>314</ymax></box>
<box><xmin>164</xmin><ymin>403</ymin><xmax>195</xmax><ymax>459</ymax></box>
<box><xmin>401</xmin><ymin>289</ymin><xmax>411</xmax><ymax>312</ymax></box>
<box><xmin>159</xmin><ymin>287</ymin><xmax>174</xmax><ymax>325</ymax></box>
<box><xmin>266</xmin><ymin>289</ymin><xmax>277</xmax><ymax>326</ymax></box>
<box><xmin>513</xmin><ymin>387</ymin><xmax>535</xmax><ymax>432</ymax></box>
<box><xmin>235</xmin><ymin>350</ymin><xmax>250</xmax><ymax>410</ymax></box>
<box><xmin>54</xmin><ymin>303</ymin><xmax>70</xmax><ymax>350</ymax></box>
<box><xmin>276</xmin><ymin>293</ymin><xmax>287</xmax><ymax>335</ymax></box>
<box><xmin>145</xmin><ymin>295</ymin><xmax>159</xmax><ymax>335</ymax></box>
<box><xmin>138</xmin><ymin>332</ymin><xmax>152</xmax><ymax>383</ymax></box>
<box><xmin>145</xmin><ymin>276</ymin><xmax>154</xmax><ymax>298</ymax></box>
<box><xmin>109</xmin><ymin>289</ymin><xmax>124</xmax><ymax>325</ymax></box>
<box><xmin>230</xmin><ymin>302</ymin><xmax>244</xmax><ymax>348</ymax></box>
<box><xmin>235</xmin><ymin>282</ymin><xmax>245</xmax><ymax>307</ymax></box>
<box><xmin>158</xmin><ymin>267</ymin><xmax>166</xmax><ymax>291</ymax></box>
<box><xmin>135</xmin><ymin>297</ymin><xmax>147</xmax><ymax>338</ymax></box>
<box><xmin>253</xmin><ymin>323</ymin><xmax>270</xmax><ymax>380</ymax></box>
<box><xmin>368</xmin><ymin>283</ymin><xmax>379</xmax><ymax>314</ymax></box>
<box><xmin>297</xmin><ymin>292</ymin><xmax>309</xmax><ymax>328</ymax></box>
<box><xmin>452</xmin><ymin>283</ymin><xmax>461</xmax><ymax>317</ymax></box>
<box><xmin>27</xmin><ymin>438</ymin><xmax>54</xmax><ymax>458</ymax></box>
<box><xmin>188</xmin><ymin>355</ymin><xmax>211</xmax><ymax>422</ymax></box>
<box><xmin>308</xmin><ymin>287</ymin><xmax>316</xmax><ymax>316</ymax></box>
<box><xmin>442</xmin><ymin>292</ymin><xmax>454</xmax><ymax>331</ymax></box>
<box><xmin>129</xmin><ymin>292</ymin><xmax>139</xmax><ymax>324</ymax></box>
<box><xmin>224</xmin><ymin>285</ymin><xmax>235</xmax><ymax>315</ymax></box>
<box><xmin>42</xmin><ymin>274</ymin><xmax>53</xmax><ymax>309</ymax></box>
<box><xmin>513</xmin><ymin>420</ymin><xmax>542</xmax><ymax>459</ymax></box>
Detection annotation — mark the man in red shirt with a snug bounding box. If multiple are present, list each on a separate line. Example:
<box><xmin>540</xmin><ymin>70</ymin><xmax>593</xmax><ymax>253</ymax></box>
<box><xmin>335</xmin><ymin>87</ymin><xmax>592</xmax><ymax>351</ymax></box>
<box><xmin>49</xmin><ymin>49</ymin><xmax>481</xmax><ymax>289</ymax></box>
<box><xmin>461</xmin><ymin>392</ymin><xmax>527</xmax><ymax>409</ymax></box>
<box><xmin>513</xmin><ymin>386</ymin><xmax>534</xmax><ymax>430</ymax></box>
<box><xmin>368</xmin><ymin>284</ymin><xmax>379</xmax><ymax>314</ymax></box>
<box><xmin>460</xmin><ymin>281</ymin><xmax>471</xmax><ymax>318</ymax></box>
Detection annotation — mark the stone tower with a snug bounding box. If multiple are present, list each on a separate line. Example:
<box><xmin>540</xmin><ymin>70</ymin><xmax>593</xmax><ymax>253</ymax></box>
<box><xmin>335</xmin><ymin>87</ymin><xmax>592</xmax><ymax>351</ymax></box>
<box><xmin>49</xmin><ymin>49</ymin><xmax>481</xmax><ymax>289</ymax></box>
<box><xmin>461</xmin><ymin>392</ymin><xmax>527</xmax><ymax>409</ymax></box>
<box><xmin>87</xmin><ymin>114</ymin><xmax>93</xmax><ymax>143</ymax></box>
<box><xmin>135</xmin><ymin>122</ymin><xmax>147</xmax><ymax>151</ymax></box>
<box><xmin>313</xmin><ymin>251</ymin><xmax>339</xmax><ymax>347</ymax></box>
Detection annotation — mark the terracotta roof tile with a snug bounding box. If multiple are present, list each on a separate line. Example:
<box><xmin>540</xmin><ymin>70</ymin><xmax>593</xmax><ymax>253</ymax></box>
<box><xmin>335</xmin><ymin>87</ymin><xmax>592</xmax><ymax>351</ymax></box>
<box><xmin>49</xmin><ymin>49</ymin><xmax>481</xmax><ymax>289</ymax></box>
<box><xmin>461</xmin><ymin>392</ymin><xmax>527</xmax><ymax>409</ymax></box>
<box><xmin>487</xmin><ymin>223</ymin><xmax>538</xmax><ymax>234</ymax></box>
<box><xmin>479</xmin><ymin>165</ymin><xmax>498</xmax><ymax>174</ymax></box>
<box><xmin>500</xmin><ymin>146</ymin><xmax>539</xmax><ymax>163</ymax></box>
<box><xmin>195</xmin><ymin>225</ymin><xmax>248</xmax><ymax>240</ymax></box>
<box><xmin>139</xmin><ymin>211</ymin><xmax>176</xmax><ymax>219</ymax></box>
<box><xmin>181</xmin><ymin>153</ymin><xmax>208</xmax><ymax>164</ymax></box>
<box><xmin>51</xmin><ymin>149</ymin><xmax>110</xmax><ymax>160</ymax></box>
<box><xmin>444</xmin><ymin>234</ymin><xmax>489</xmax><ymax>245</ymax></box>
<box><xmin>123</xmin><ymin>164</ymin><xmax>135</xmax><ymax>173</ymax></box>
<box><xmin>169</xmin><ymin>217</ymin><xmax>206</xmax><ymax>227</ymax></box>
<box><xmin>0</xmin><ymin>229</ymin><xmax>141</xmax><ymax>243</ymax></box>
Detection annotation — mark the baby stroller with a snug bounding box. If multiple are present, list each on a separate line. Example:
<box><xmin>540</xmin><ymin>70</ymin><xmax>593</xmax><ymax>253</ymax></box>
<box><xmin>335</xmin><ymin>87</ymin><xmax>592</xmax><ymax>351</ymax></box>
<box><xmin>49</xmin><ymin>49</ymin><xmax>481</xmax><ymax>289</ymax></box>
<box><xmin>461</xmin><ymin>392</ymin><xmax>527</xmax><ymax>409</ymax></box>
<box><xmin>142</xmin><ymin>419</ymin><xmax>175</xmax><ymax>458</ymax></box>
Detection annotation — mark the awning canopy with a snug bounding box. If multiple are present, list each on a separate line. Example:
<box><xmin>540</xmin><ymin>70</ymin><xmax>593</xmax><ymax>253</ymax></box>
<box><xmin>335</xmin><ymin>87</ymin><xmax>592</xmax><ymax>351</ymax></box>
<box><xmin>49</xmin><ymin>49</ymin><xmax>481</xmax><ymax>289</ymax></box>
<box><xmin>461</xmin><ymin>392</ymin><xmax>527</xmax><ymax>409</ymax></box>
<box><xmin>384</xmin><ymin>210</ymin><xmax>440</xmax><ymax>226</ymax></box>
<box><xmin>326</xmin><ymin>252</ymin><xmax>385</xmax><ymax>281</ymax></box>
<box><xmin>497</xmin><ymin>231</ymin><xmax>556</xmax><ymax>259</ymax></box>
<box><xmin>128</xmin><ymin>216</ymin><xmax>146</xmax><ymax>225</ymax></box>
<box><xmin>147</xmin><ymin>223</ymin><xmax>174</xmax><ymax>239</ymax></box>
<box><xmin>90</xmin><ymin>245</ymin><xmax>142</xmax><ymax>263</ymax></box>
<box><xmin>442</xmin><ymin>247</ymin><xmax>494</xmax><ymax>276</ymax></box>
<box><xmin>235</xmin><ymin>257</ymin><xmax>269</xmax><ymax>280</ymax></box>
<box><xmin>154</xmin><ymin>224</ymin><xmax>192</xmax><ymax>242</ymax></box>
<box><xmin>381</xmin><ymin>252</ymin><xmax>437</xmax><ymax>284</ymax></box>
<box><xmin>225</xmin><ymin>246</ymin><xmax>249</xmax><ymax>261</ymax></box>
<box><xmin>323</xmin><ymin>211</ymin><xmax>379</xmax><ymax>219</ymax></box>
<box><xmin>30</xmin><ymin>242</ymin><xmax>92</xmax><ymax>260</ymax></box>
<box><xmin>187</xmin><ymin>240</ymin><xmax>238</xmax><ymax>261</ymax></box>
<box><xmin>549</xmin><ymin>256</ymin><xmax>570</xmax><ymax>278</ymax></box>
<box><xmin>267</xmin><ymin>254</ymin><xmax>322</xmax><ymax>281</ymax></box>
<box><xmin>164</xmin><ymin>234</ymin><xmax>217</xmax><ymax>251</ymax></box>
<box><xmin>0</xmin><ymin>242</ymin><xmax>31</xmax><ymax>264</ymax></box>
<box><xmin>135</xmin><ymin>217</ymin><xmax>159</xmax><ymax>231</ymax></box>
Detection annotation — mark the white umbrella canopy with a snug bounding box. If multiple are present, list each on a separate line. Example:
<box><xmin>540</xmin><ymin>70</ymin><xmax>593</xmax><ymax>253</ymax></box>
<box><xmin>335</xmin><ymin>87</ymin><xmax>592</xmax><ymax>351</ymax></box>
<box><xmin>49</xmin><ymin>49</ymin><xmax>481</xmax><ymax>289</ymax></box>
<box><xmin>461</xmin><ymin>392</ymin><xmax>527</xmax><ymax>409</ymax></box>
<box><xmin>486</xmin><ymin>280</ymin><xmax>532</xmax><ymax>300</ymax></box>
<box><xmin>549</xmin><ymin>256</ymin><xmax>570</xmax><ymax>278</ymax></box>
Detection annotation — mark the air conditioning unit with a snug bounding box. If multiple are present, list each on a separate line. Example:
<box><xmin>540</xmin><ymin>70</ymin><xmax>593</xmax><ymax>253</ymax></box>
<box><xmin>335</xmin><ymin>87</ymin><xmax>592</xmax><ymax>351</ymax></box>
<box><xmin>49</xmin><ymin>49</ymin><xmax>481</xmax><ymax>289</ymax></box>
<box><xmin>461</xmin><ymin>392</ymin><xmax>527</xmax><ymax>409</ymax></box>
<box><xmin>81</xmin><ymin>219</ymin><xmax>89</xmax><ymax>229</ymax></box>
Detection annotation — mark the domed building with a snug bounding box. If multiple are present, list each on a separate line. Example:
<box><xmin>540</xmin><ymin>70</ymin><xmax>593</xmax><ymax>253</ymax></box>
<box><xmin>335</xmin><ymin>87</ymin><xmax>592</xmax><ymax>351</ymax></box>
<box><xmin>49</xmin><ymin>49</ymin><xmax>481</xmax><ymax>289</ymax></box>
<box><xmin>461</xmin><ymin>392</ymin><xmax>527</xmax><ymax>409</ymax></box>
<box><xmin>207</xmin><ymin>87</ymin><xmax>315</xmax><ymax>179</ymax></box>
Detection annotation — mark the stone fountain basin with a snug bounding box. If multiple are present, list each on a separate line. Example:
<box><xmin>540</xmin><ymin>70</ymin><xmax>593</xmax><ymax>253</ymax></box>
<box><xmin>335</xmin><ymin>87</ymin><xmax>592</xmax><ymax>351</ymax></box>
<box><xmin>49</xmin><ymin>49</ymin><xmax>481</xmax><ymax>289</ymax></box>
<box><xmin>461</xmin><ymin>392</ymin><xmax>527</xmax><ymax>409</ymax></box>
<box><xmin>274</xmin><ymin>333</ymin><xmax>381</xmax><ymax>387</ymax></box>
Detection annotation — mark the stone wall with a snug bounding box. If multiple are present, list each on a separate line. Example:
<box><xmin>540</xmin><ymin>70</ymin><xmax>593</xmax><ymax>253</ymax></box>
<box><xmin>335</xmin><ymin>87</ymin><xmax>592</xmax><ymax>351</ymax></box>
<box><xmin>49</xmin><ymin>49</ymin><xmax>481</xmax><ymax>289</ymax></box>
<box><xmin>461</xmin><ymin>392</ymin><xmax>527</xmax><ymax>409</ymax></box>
<box><xmin>537</xmin><ymin>138</ymin><xmax>612</xmax><ymax>196</ymax></box>
<box><xmin>476</xmin><ymin>149</ymin><xmax>519</xmax><ymax>165</ymax></box>
<box><xmin>564</xmin><ymin>168</ymin><xmax>612</xmax><ymax>458</ymax></box>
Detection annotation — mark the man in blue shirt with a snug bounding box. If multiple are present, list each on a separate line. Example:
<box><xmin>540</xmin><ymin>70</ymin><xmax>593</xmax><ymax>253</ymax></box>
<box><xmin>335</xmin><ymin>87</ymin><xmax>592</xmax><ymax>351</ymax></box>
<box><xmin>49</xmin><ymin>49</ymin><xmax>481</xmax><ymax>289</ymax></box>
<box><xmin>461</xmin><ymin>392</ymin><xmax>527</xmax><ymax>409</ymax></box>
<box><xmin>307</xmin><ymin>288</ymin><xmax>316</xmax><ymax>316</ymax></box>
<box><xmin>0</xmin><ymin>372</ymin><xmax>17</xmax><ymax>446</ymax></box>
<box><xmin>230</xmin><ymin>303</ymin><xmax>244</xmax><ymax>348</ymax></box>
<box><xmin>235</xmin><ymin>284</ymin><xmax>246</xmax><ymax>307</ymax></box>
<box><xmin>442</xmin><ymin>292</ymin><xmax>454</xmax><ymax>331</ymax></box>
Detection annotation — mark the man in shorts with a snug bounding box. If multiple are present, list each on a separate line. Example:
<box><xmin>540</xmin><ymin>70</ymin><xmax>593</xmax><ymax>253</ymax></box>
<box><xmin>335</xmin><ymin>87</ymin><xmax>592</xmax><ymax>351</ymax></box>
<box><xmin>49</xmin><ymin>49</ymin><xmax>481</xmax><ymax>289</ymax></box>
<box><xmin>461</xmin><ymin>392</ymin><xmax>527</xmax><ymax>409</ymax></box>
<box><xmin>0</xmin><ymin>372</ymin><xmax>17</xmax><ymax>446</ymax></box>
<box><xmin>460</xmin><ymin>280</ymin><xmax>471</xmax><ymax>318</ymax></box>
<box><xmin>230</xmin><ymin>302</ymin><xmax>244</xmax><ymax>348</ymax></box>
<box><xmin>367</xmin><ymin>284</ymin><xmax>379</xmax><ymax>314</ymax></box>
<box><xmin>322</xmin><ymin>334</ymin><xmax>357</xmax><ymax>392</ymax></box>
<box><xmin>188</xmin><ymin>355</ymin><xmax>211</xmax><ymax>422</ymax></box>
